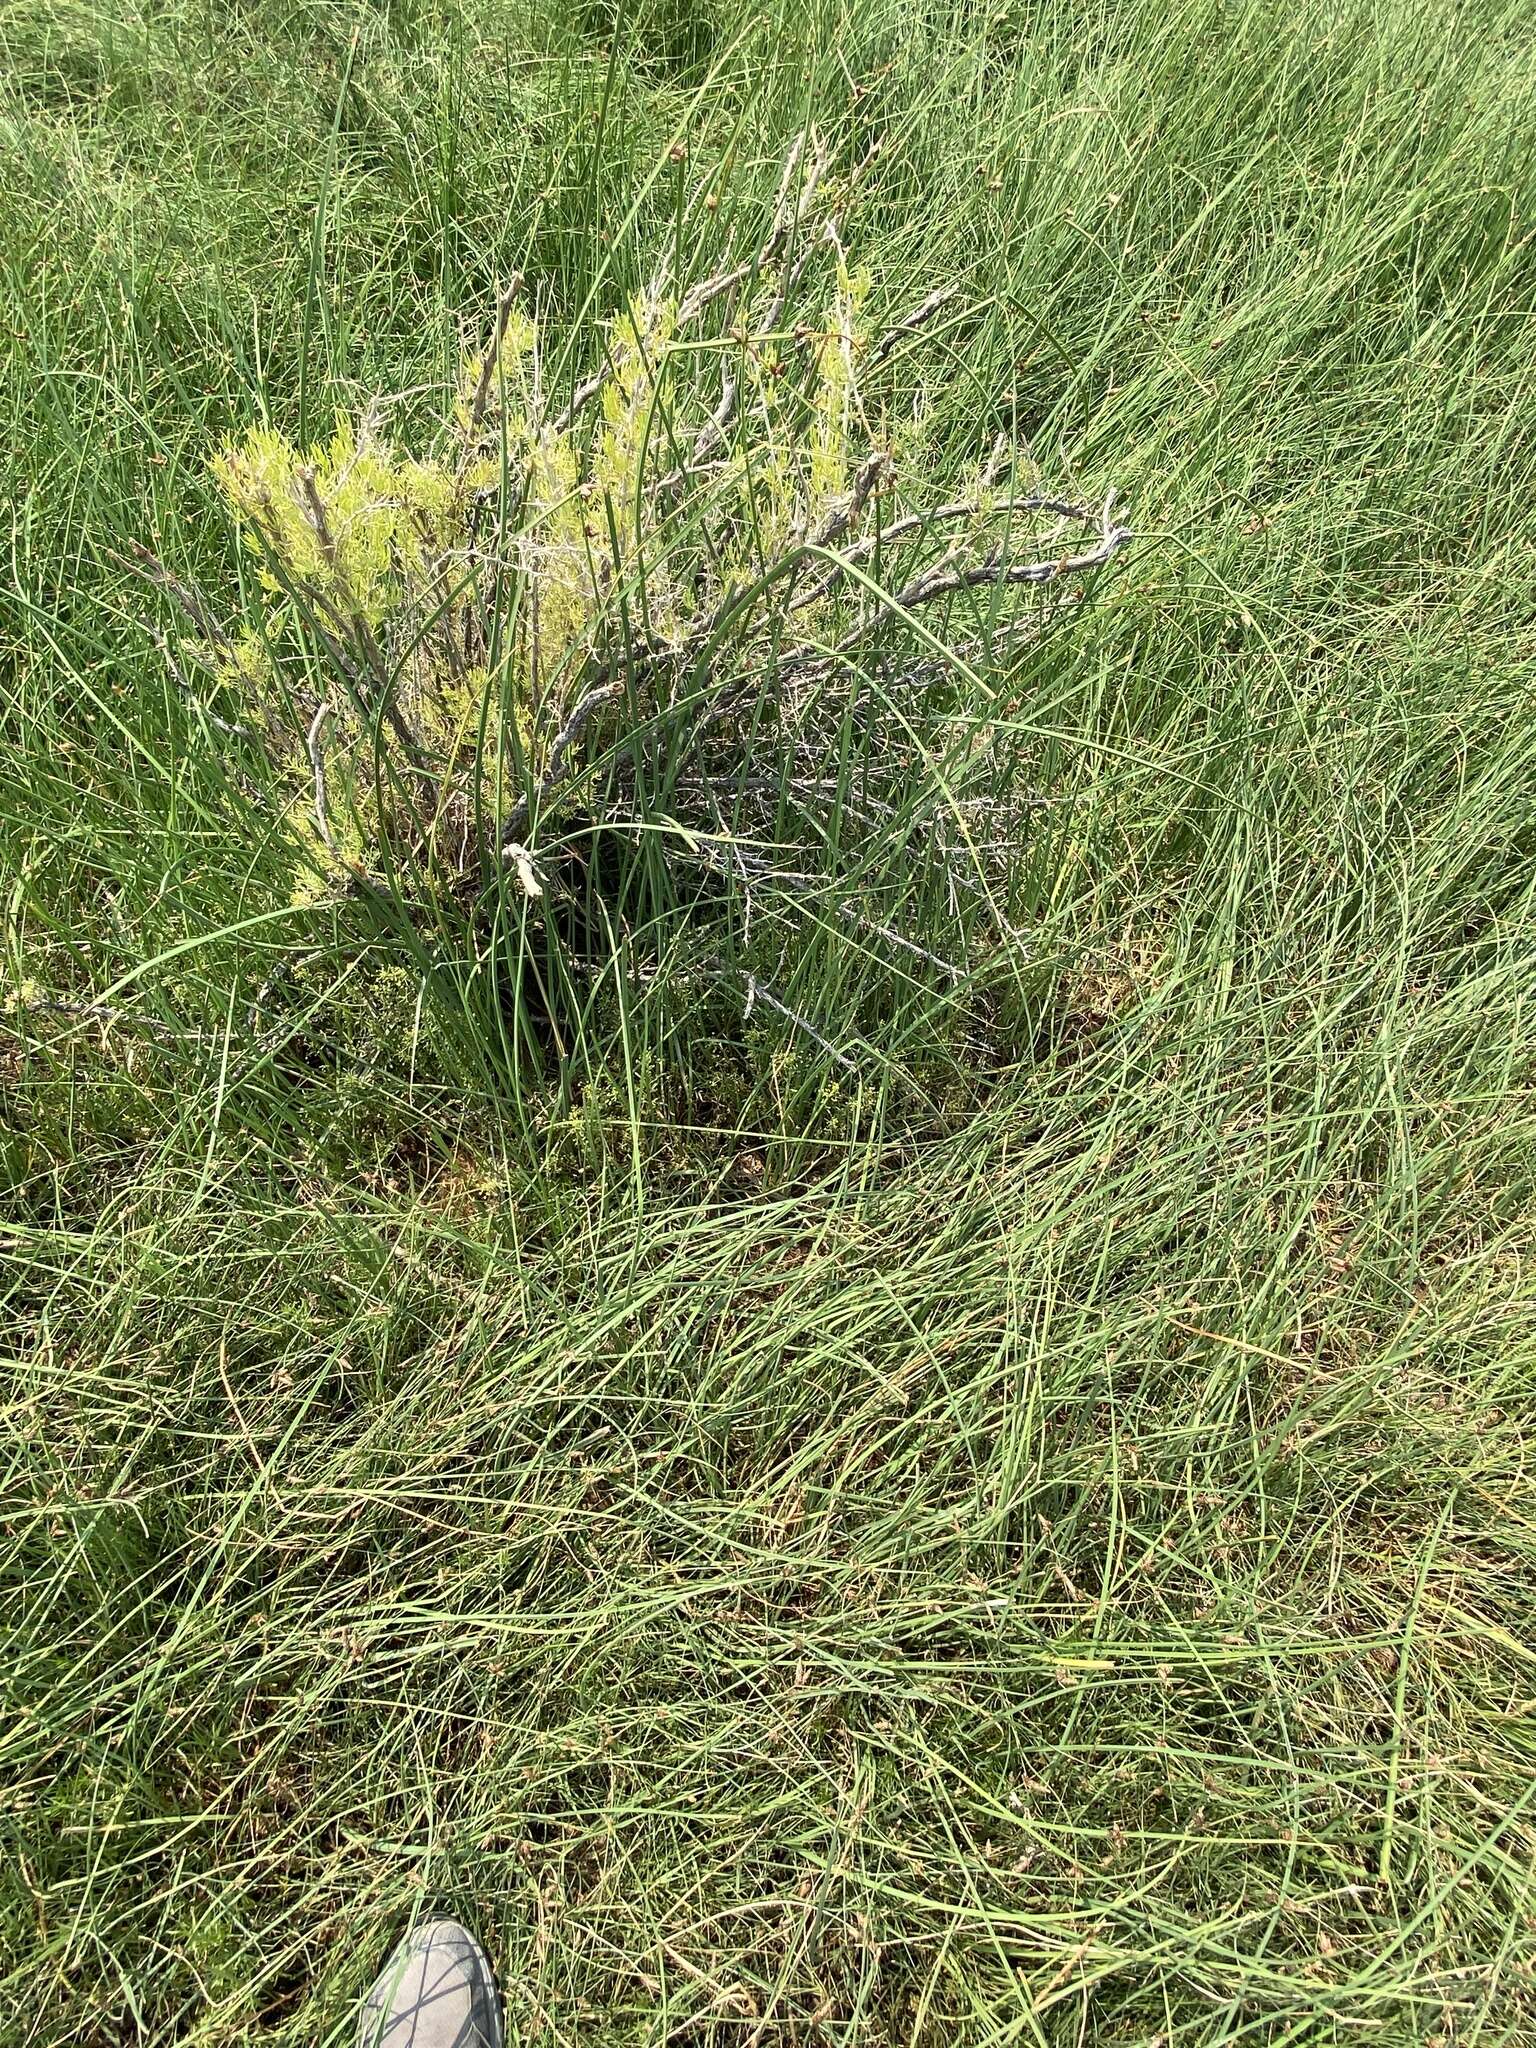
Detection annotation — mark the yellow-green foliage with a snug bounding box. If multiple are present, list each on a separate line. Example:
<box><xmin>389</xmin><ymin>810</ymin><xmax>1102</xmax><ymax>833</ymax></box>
<box><xmin>212</xmin><ymin>272</ymin><xmax>871</xmax><ymax>683</ymax></box>
<box><xmin>206</xmin><ymin>249</ymin><xmax>876</xmax><ymax>885</ymax></box>
<box><xmin>521</xmin><ymin>423</ymin><xmax>593</xmax><ymax>686</ymax></box>
<box><xmin>214</xmin><ymin>421</ymin><xmax>455</xmax><ymax>628</ymax></box>
<box><xmin>595</xmin><ymin>289</ymin><xmax>676</xmax><ymax>511</ymax></box>
<box><xmin>213</xmin><ymin>628</ymin><xmax>275</xmax><ymax>699</ymax></box>
<box><xmin>809</xmin><ymin>262</ymin><xmax>871</xmax><ymax>519</ymax></box>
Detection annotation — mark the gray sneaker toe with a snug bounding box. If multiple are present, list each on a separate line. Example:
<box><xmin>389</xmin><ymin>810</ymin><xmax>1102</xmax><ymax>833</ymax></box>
<box><xmin>357</xmin><ymin>1918</ymin><xmax>502</xmax><ymax>2048</ymax></box>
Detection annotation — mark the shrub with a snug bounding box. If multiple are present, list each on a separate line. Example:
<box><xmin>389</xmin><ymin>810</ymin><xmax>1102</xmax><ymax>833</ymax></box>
<box><xmin>140</xmin><ymin>137</ymin><xmax>1130</xmax><ymax>1124</ymax></box>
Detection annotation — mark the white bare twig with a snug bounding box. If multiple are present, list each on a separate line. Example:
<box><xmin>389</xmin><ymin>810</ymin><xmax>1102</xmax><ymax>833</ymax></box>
<box><xmin>869</xmin><ymin>284</ymin><xmax>963</xmax><ymax>366</ymax></box>
<box><xmin>743</xmin><ymin>974</ymin><xmax>858</xmax><ymax>1073</ymax></box>
<box><xmin>306</xmin><ymin>701</ymin><xmax>336</xmax><ymax>851</ymax></box>
<box><xmin>893</xmin><ymin>496</ymin><xmax>1132</xmax><ymax>607</ymax></box>
<box><xmin>500</xmin><ymin>842</ymin><xmax>545</xmax><ymax>899</ymax></box>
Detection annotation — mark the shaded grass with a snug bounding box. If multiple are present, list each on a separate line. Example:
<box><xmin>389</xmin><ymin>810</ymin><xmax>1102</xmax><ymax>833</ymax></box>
<box><xmin>4</xmin><ymin>0</ymin><xmax>1536</xmax><ymax>2040</ymax></box>
<box><xmin>9</xmin><ymin>1101</ymin><xmax>1536</xmax><ymax>2040</ymax></box>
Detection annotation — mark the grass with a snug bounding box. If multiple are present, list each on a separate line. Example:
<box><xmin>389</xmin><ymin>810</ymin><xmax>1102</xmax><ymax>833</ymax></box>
<box><xmin>4</xmin><ymin>0</ymin><xmax>1536</xmax><ymax>2040</ymax></box>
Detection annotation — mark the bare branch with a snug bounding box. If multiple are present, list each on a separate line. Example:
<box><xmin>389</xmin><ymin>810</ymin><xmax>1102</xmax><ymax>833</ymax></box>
<box><xmin>869</xmin><ymin>284</ymin><xmax>962</xmax><ymax>366</ymax></box>
<box><xmin>743</xmin><ymin>974</ymin><xmax>858</xmax><ymax>1072</ymax></box>
<box><xmin>243</xmin><ymin>531</ymin><xmax>432</xmax><ymax>782</ymax></box>
<box><xmin>758</xmin><ymin>232</ymin><xmax>822</xmax><ymax>343</ymax></box>
<box><xmin>659</xmin><ymin>824</ymin><xmax>967</xmax><ymax>984</ymax></box>
<box><xmin>467</xmin><ymin>275</ymin><xmax>525</xmax><ymax>437</ymax></box>
<box><xmin>981</xmin><ymin>433</ymin><xmax>1012</xmax><ymax>489</ymax></box>
<box><xmin>687</xmin><ymin>234</ymin><xmax>825</xmax><ymax>475</ymax></box>
<box><xmin>764</xmin><ymin>132</ymin><xmax>809</xmax><ymax>259</ymax></box>
<box><xmin>5</xmin><ymin>994</ymin><xmax>208</xmax><ymax>1047</ymax></box>
<box><xmin>552</xmin><ymin>137</ymin><xmax>828</xmax><ymax>459</ymax></box>
<box><xmin>147</xmin><ymin>625</ymin><xmax>250</xmax><ymax>740</ymax></box>
<box><xmin>501</xmin><ymin>677</ymin><xmax>623</xmax><ymax>844</ymax></box>
<box><xmin>810</xmin><ymin>450</ymin><xmax>888</xmax><ymax>550</ymax></box>
<box><xmin>674</xmin><ymin>135</ymin><xmax>816</xmax><ymax>331</ymax></box>
<box><xmin>687</xmin><ymin>367</ymin><xmax>742</xmax><ymax>471</ymax></box>
<box><xmin>306</xmin><ymin>701</ymin><xmax>336</xmax><ymax>851</ymax></box>
<box><xmin>113</xmin><ymin>543</ymin><xmax>232</xmax><ymax>651</ymax></box>
<box><xmin>835</xmin><ymin>901</ymin><xmax>964</xmax><ymax>981</ymax></box>
<box><xmin>893</xmin><ymin>499</ymin><xmax>1132</xmax><ymax>607</ymax></box>
<box><xmin>677</xmin><ymin>261</ymin><xmax>755</xmax><ymax>328</ymax></box>
<box><xmin>298</xmin><ymin>468</ymin><xmax>340</xmax><ymax>576</ymax></box>
<box><xmin>801</xmin><ymin>493</ymin><xmax>1102</xmax><ymax>604</ymax></box>
<box><xmin>550</xmin><ymin>372</ymin><xmax>604</xmax><ymax>437</ymax></box>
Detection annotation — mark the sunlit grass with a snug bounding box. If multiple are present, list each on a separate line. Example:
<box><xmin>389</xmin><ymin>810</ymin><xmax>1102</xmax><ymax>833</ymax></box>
<box><xmin>4</xmin><ymin>0</ymin><xmax>1536</xmax><ymax>2039</ymax></box>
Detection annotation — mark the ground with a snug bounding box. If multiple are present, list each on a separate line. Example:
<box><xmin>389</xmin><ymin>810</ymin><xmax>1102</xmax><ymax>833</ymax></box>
<box><xmin>4</xmin><ymin>0</ymin><xmax>1536</xmax><ymax>2041</ymax></box>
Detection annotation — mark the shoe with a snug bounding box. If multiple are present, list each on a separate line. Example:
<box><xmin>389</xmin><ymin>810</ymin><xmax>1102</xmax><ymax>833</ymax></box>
<box><xmin>357</xmin><ymin>1918</ymin><xmax>503</xmax><ymax>2048</ymax></box>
